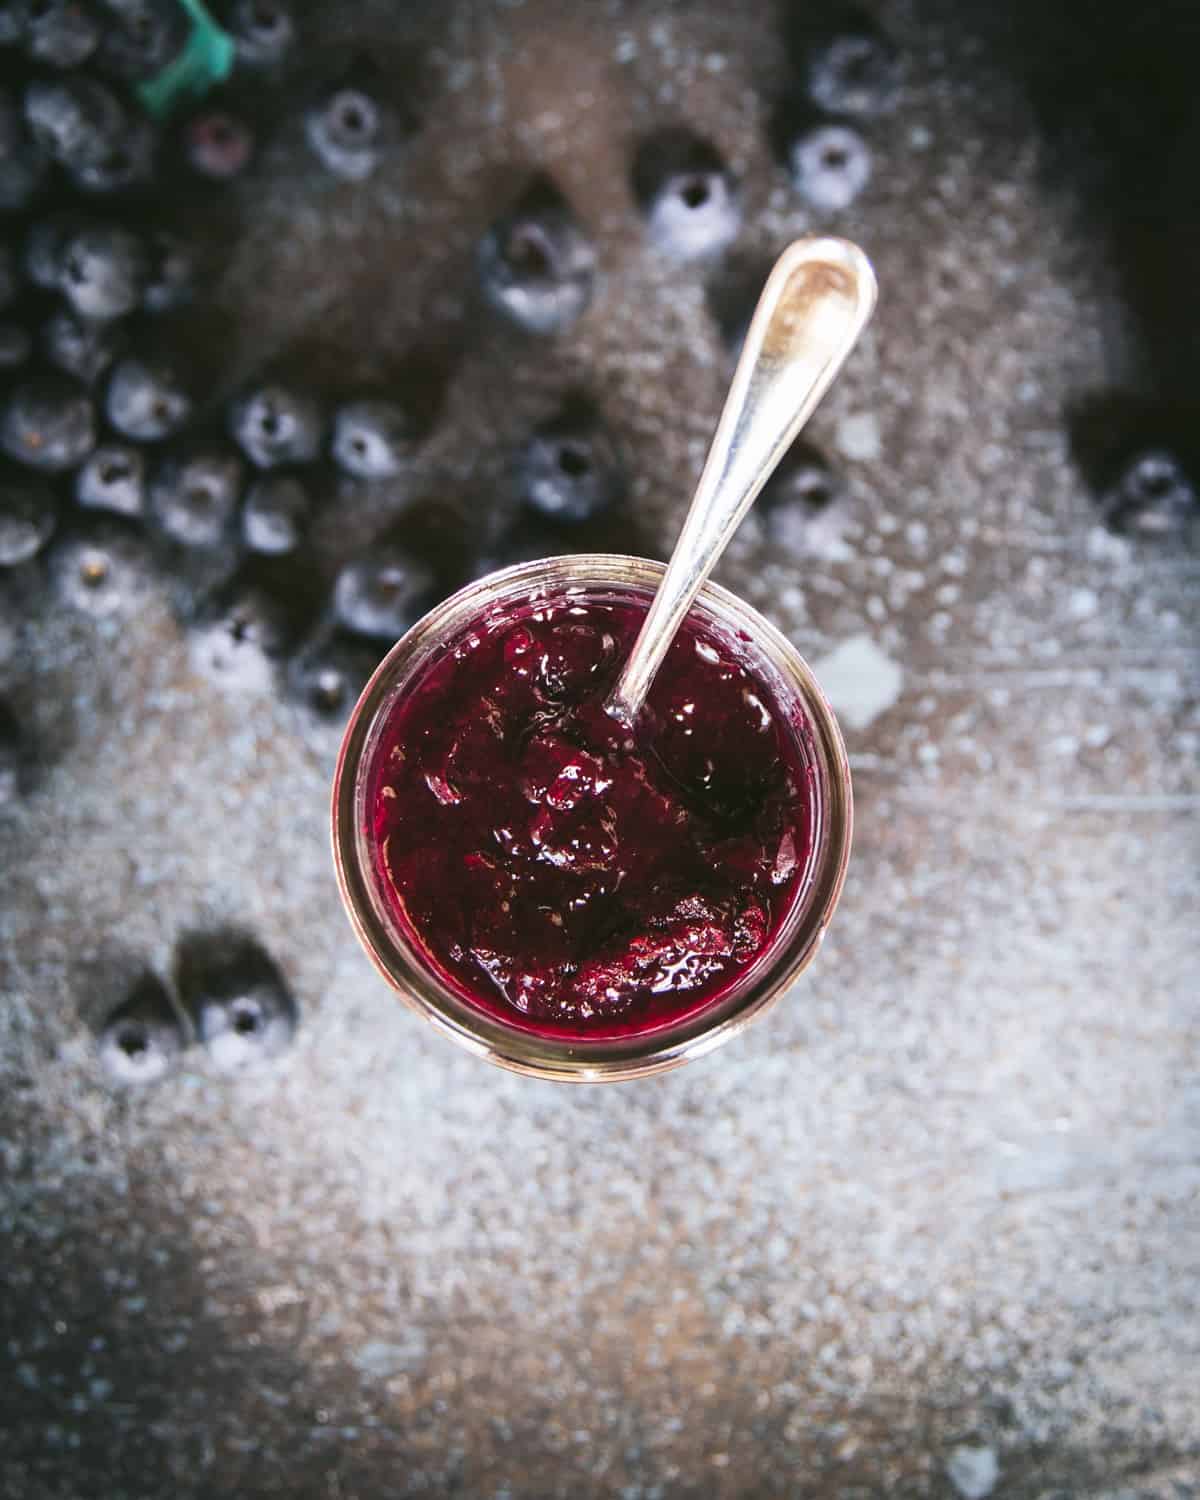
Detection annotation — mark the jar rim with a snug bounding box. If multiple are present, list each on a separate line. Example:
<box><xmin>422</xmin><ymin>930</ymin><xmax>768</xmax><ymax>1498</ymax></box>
<box><xmin>331</xmin><ymin>554</ymin><xmax>852</xmax><ymax>1082</ymax></box>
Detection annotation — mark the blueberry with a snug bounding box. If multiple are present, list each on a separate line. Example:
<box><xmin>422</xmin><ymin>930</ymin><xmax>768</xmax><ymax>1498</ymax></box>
<box><xmin>632</xmin><ymin>129</ymin><xmax>741</xmax><ymax>262</ymax></box>
<box><xmin>332</xmin><ymin>544</ymin><xmax>435</xmax><ymax>640</ymax></box>
<box><xmin>0</xmin><ymin>322</ymin><xmax>31</xmax><ymax>371</ymax></box>
<box><xmin>241</xmin><ymin>471</ymin><xmax>308</xmax><ymax>554</ymax></box>
<box><xmin>224</xmin><ymin>0</ymin><xmax>292</xmax><ymax>67</ymax></box>
<box><xmin>757</xmin><ymin>440</ymin><xmax>840</xmax><ymax>550</ymax></box>
<box><xmin>0</xmin><ymin>467</ymin><xmax>57</xmax><ymax>565</ymax></box>
<box><xmin>794</xmin><ymin>5</ymin><xmax>900</xmax><ymax>117</ymax></box>
<box><xmin>517</xmin><ymin>399</ymin><xmax>626</xmax><ymax>524</ymax></box>
<box><xmin>23</xmin><ymin>212</ymin><xmax>82</xmax><ymax>289</ymax></box>
<box><xmin>59</xmin><ymin>223</ymin><xmax>148</xmax><ymax>320</ymax></box>
<box><xmin>67</xmin><ymin>112</ymin><xmax>156</xmax><ymax>194</ymax></box>
<box><xmin>42</xmin><ymin>306</ymin><xmax>124</xmax><ymax>385</ymax></box>
<box><xmin>2</xmin><ymin>375</ymin><xmax>95</xmax><ymax>471</ymax></box>
<box><xmin>330</xmin><ymin>397</ymin><xmax>415</xmax><ymax>479</ymax></box>
<box><xmin>23</xmin><ymin>75</ymin><xmax>127</xmax><ymax>171</ymax></box>
<box><xmin>305</xmin><ymin>85</ymin><xmax>381</xmax><ymax>181</ymax></box>
<box><xmin>22</xmin><ymin>0</ymin><xmax>100</xmax><ymax>68</ymax></box>
<box><xmin>182</xmin><ymin>108</ymin><xmax>254</xmax><ymax>179</ymax></box>
<box><xmin>50</xmin><ymin>516</ymin><xmax>154</xmax><ymax>616</ymax></box>
<box><xmin>141</xmin><ymin>231</ymin><xmax>195</xmax><ymax>313</ymax></box>
<box><xmin>149</xmin><ymin>442</ymin><xmax>242</xmax><ymax>546</ymax></box>
<box><xmin>98</xmin><ymin>972</ymin><xmax>185</xmax><ymax>1086</ymax></box>
<box><xmin>187</xmin><ymin>579</ymin><xmax>292</xmax><ymax>692</ymax></box>
<box><xmin>0</xmin><ymin>89</ymin><xmax>49</xmax><ymax>212</ymax></box>
<box><xmin>477</xmin><ymin>175</ymin><xmax>596</xmax><ymax>335</ymax></box>
<box><xmin>106</xmin><ymin>353</ymin><xmax>191</xmax><ymax>441</ymax></box>
<box><xmin>94</xmin><ymin>0</ymin><xmax>188</xmax><ymax>80</ymax></box>
<box><xmin>179</xmin><ymin>938</ymin><xmax>296</xmax><ymax>1073</ymax></box>
<box><xmin>788</xmin><ymin>120</ymin><xmax>872</xmax><ymax>211</ymax></box>
<box><xmin>286</xmin><ymin>625</ymin><xmax>381</xmax><ymax>726</ymax></box>
<box><xmin>1100</xmin><ymin>447</ymin><xmax>1197</xmax><ymax>536</ymax></box>
<box><xmin>472</xmin><ymin>516</ymin><xmax>573</xmax><ymax>578</ymax></box>
<box><xmin>0</xmin><ymin>695</ymin><xmax>22</xmax><ymax>804</ymax></box>
<box><xmin>229</xmin><ymin>382</ymin><xmax>322</xmax><ymax>468</ymax></box>
<box><xmin>76</xmin><ymin>442</ymin><xmax>145</xmax><ymax>515</ymax></box>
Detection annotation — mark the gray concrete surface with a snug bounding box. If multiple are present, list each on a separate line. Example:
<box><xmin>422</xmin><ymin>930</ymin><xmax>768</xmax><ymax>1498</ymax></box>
<box><xmin>1</xmin><ymin>1</ymin><xmax>1197</xmax><ymax>1496</ymax></box>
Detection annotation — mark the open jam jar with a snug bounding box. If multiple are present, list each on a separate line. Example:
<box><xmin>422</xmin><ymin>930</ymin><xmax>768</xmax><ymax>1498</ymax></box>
<box><xmin>332</xmin><ymin>555</ymin><xmax>851</xmax><ymax>1080</ymax></box>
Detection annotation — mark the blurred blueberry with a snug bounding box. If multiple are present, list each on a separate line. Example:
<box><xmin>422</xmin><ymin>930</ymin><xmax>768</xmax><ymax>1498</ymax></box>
<box><xmin>187</xmin><ymin>578</ymin><xmax>292</xmax><ymax>692</ymax></box>
<box><xmin>286</xmin><ymin>625</ymin><xmax>381</xmax><ymax>726</ymax></box>
<box><xmin>517</xmin><ymin>398</ymin><xmax>625</xmax><ymax>524</ymax></box>
<box><xmin>149</xmin><ymin>442</ymin><xmax>243</xmax><ymax>547</ymax></box>
<box><xmin>179</xmin><ymin>937</ymin><xmax>296</xmax><ymax>1072</ymax></box>
<box><xmin>0</xmin><ymin>322</ymin><xmax>31</xmax><ymax>371</ymax></box>
<box><xmin>795</xmin><ymin>5</ymin><xmax>900</xmax><ymax>117</ymax></box>
<box><xmin>0</xmin><ymin>467</ymin><xmax>57</xmax><ymax>565</ymax></box>
<box><xmin>142</xmin><ymin>231</ymin><xmax>195</xmax><ymax>313</ymax></box>
<box><xmin>224</xmin><ymin>0</ymin><xmax>292</xmax><ymax>67</ymax></box>
<box><xmin>183</xmin><ymin>108</ymin><xmax>254</xmax><ymax>179</ymax></box>
<box><xmin>68</xmin><ymin>112</ymin><xmax>156</xmax><ymax>194</ymax></box>
<box><xmin>305</xmin><ymin>84</ymin><xmax>380</xmax><ymax>181</ymax></box>
<box><xmin>76</xmin><ymin>442</ymin><xmax>145</xmax><ymax>516</ymax></box>
<box><xmin>94</xmin><ymin>0</ymin><xmax>188</xmax><ymax>80</ymax></box>
<box><xmin>1100</xmin><ymin>447</ymin><xmax>1197</xmax><ymax>536</ymax></box>
<box><xmin>472</xmin><ymin>516</ymin><xmax>574</xmax><ymax>578</ymax></box>
<box><xmin>0</xmin><ymin>89</ymin><xmax>49</xmax><ymax>212</ymax></box>
<box><xmin>50</xmin><ymin>516</ymin><xmax>155</xmax><ymax>617</ymax></box>
<box><xmin>23</xmin><ymin>75</ymin><xmax>128</xmax><ymax>170</ymax></box>
<box><xmin>23</xmin><ymin>212</ymin><xmax>83</xmax><ymax>289</ymax></box>
<box><xmin>22</xmin><ymin>0</ymin><xmax>100</xmax><ymax>68</ymax></box>
<box><xmin>229</xmin><ymin>381</ymin><xmax>322</xmax><ymax>468</ymax></box>
<box><xmin>332</xmin><ymin>544</ymin><xmax>435</xmax><ymax>640</ymax></box>
<box><xmin>42</xmin><ymin>306</ymin><xmax>125</xmax><ymax>385</ymax></box>
<box><xmin>59</xmin><ymin>223</ymin><xmax>148</xmax><ymax>320</ymax></box>
<box><xmin>98</xmin><ymin>972</ymin><xmax>185</xmax><ymax>1086</ymax></box>
<box><xmin>2</xmin><ymin>375</ymin><xmax>95</xmax><ymax>471</ymax></box>
<box><xmin>788</xmin><ymin>120</ymin><xmax>872</xmax><ymax>211</ymax></box>
<box><xmin>330</xmin><ymin>397</ymin><xmax>414</xmax><ymax>479</ymax></box>
<box><xmin>632</xmin><ymin>129</ymin><xmax>741</xmax><ymax>262</ymax></box>
<box><xmin>106</xmin><ymin>353</ymin><xmax>192</xmax><ymax>441</ymax></box>
<box><xmin>477</xmin><ymin>175</ymin><xmax>596</xmax><ymax>335</ymax></box>
<box><xmin>757</xmin><ymin>440</ymin><xmax>841</xmax><ymax>551</ymax></box>
<box><xmin>241</xmin><ymin>471</ymin><xmax>308</xmax><ymax>554</ymax></box>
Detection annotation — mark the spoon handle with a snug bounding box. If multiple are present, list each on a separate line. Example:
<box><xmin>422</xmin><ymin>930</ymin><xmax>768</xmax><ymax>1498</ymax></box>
<box><xmin>606</xmin><ymin>236</ymin><xmax>878</xmax><ymax>725</ymax></box>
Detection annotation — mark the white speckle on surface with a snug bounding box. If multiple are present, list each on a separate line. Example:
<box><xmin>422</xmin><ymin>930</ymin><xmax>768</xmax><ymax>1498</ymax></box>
<box><xmin>1068</xmin><ymin>587</ymin><xmax>1099</xmax><ymax>619</ymax></box>
<box><xmin>835</xmin><ymin>411</ymin><xmax>883</xmax><ymax>462</ymax></box>
<box><xmin>946</xmin><ymin>1443</ymin><xmax>999</xmax><ymax>1499</ymax></box>
<box><xmin>811</xmin><ymin>636</ymin><xmax>904</xmax><ymax>731</ymax></box>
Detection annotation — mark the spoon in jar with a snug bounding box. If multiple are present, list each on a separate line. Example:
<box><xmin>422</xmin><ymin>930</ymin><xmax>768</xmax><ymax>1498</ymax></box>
<box><xmin>605</xmin><ymin>236</ymin><xmax>877</xmax><ymax>726</ymax></box>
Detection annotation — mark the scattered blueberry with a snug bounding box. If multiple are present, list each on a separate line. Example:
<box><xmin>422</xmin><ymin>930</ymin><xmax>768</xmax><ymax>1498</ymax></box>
<box><xmin>632</xmin><ymin>129</ymin><xmax>741</xmax><ymax>262</ymax></box>
<box><xmin>106</xmin><ymin>353</ymin><xmax>192</xmax><ymax>441</ymax></box>
<box><xmin>0</xmin><ymin>322</ymin><xmax>31</xmax><ymax>371</ymax></box>
<box><xmin>224</xmin><ymin>0</ymin><xmax>293</xmax><ymax>67</ymax></box>
<box><xmin>286</xmin><ymin>625</ymin><xmax>382</xmax><ymax>725</ymax></box>
<box><xmin>0</xmin><ymin>89</ymin><xmax>49</xmax><ymax>212</ymax></box>
<box><xmin>42</xmin><ymin>305</ymin><xmax>125</xmax><ymax>385</ymax></box>
<box><xmin>182</xmin><ymin>108</ymin><xmax>254</xmax><ymax>179</ymax></box>
<box><xmin>0</xmin><ymin>467</ymin><xmax>57</xmax><ymax>565</ymax></box>
<box><xmin>76</xmin><ymin>442</ymin><xmax>145</xmax><ymax>516</ymax></box>
<box><xmin>229</xmin><ymin>382</ymin><xmax>322</xmax><ymax>468</ymax></box>
<box><xmin>149</xmin><ymin>442</ymin><xmax>243</xmax><ymax>546</ymax></box>
<box><xmin>50</xmin><ymin>517</ymin><xmax>155</xmax><ymax>616</ymax></box>
<box><xmin>757</xmin><ymin>440</ymin><xmax>841</xmax><ymax>550</ymax></box>
<box><xmin>98</xmin><ymin>972</ymin><xmax>185</xmax><ymax>1086</ymax></box>
<box><xmin>23</xmin><ymin>75</ymin><xmax>128</xmax><ymax>171</ymax></box>
<box><xmin>332</xmin><ymin>544</ymin><xmax>436</xmax><ymax>640</ymax></box>
<box><xmin>1099</xmin><ymin>447</ymin><xmax>1197</xmax><ymax>536</ymax></box>
<box><xmin>58</xmin><ymin>223</ymin><xmax>148</xmax><ymax>320</ymax></box>
<box><xmin>142</xmin><ymin>231</ymin><xmax>195</xmax><ymax>314</ymax></box>
<box><xmin>477</xmin><ymin>175</ymin><xmax>596</xmax><ymax>335</ymax></box>
<box><xmin>179</xmin><ymin>937</ymin><xmax>296</xmax><ymax>1073</ymax></box>
<box><xmin>330</xmin><ymin>397</ymin><xmax>415</xmax><ymax>479</ymax></box>
<box><xmin>241</xmin><ymin>471</ymin><xmax>308</xmax><ymax>554</ymax></box>
<box><xmin>793</xmin><ymin>5</ymin><xmax>900</xmax><ymax>117</ymax></box>
<box><xmin>0</xmin><ymin>695</ymin><xmax>21</xmax><ymax>804</ymax></box>
<box><xmin>22</xmin><ymin>0</ymin><xmax>100</xmax><ymax>68</ymax></box>
<box><xmin>95</xmin><ymin>0</ymin><xmax>189</xmax><ymax>80</ymax></box>
<box><xmin>788</xmin><ymin>120</ymin><xmax>872</xmax><ymax>211</ymax></box>
<box><xmin>305</xmin><ymin>82</ymin><xmax>381</xmax><ymax>181</ymax></box>
<box><xmin>517</xmin><ymin>398</ymin><xmax>626</xmax><ymax>524</ymax></box>
<box><xmin>188</xmin><ymin>578</ymin><xmax>293</xmax><ymax>692</ymax></box>
<box><xmin>2</xmin><ymin>375</ymin><xmax>96</xmax><ymax>471</ymax></box>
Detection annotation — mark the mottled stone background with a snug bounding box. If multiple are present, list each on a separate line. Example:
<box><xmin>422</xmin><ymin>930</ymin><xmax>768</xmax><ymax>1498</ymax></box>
<box><xmin>2</xmin><ymin>1</ymin><xmax>1197</xmax><ymax>1497</ymax></box>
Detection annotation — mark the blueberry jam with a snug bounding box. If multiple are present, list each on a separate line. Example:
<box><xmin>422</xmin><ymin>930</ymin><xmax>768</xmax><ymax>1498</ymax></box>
<box><xmin>365</xmin><ymin>590</ymin><xmax>819</xmax><ymax>1041</ymax></box>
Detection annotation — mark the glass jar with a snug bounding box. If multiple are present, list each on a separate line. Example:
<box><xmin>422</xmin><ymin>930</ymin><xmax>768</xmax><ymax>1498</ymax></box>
<box><xmin>331</xmin><ymin>554</ymin><xmax>852</xmax><ymax>1082</ymax></box>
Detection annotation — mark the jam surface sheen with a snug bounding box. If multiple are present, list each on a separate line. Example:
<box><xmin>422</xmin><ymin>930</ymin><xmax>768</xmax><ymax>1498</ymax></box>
<box><xmin>367</xmin><ymin>591</ymin><xmax>818</xmax><ymax>1041</ymax></box>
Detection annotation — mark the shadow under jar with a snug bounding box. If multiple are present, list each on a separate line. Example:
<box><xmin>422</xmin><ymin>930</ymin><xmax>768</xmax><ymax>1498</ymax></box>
<box><xmin>332</xmin><ymin>555</ymin><xmax>852</xmax><ymax>1081</ymax></box>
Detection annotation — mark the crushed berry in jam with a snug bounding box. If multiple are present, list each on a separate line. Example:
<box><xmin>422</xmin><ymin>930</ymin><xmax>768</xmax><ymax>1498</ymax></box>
<box><xmin>367</xmin><ymin>592</ymin><xmax>818</xmax><ymax>1040</ymax></box>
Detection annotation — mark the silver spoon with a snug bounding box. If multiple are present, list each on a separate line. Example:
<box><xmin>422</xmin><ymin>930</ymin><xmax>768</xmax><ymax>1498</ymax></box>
<box><xmin>605</xmin><ymin>236</ymin><xmax>878</xmax><ymax>726</ymax></box>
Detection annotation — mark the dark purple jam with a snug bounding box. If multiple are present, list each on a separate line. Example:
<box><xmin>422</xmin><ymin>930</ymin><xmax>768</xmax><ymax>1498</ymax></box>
<box><xmin>366</xmin><ymin>590</ymin><xmax>819</xmax><ymax>1040</ymax></box>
